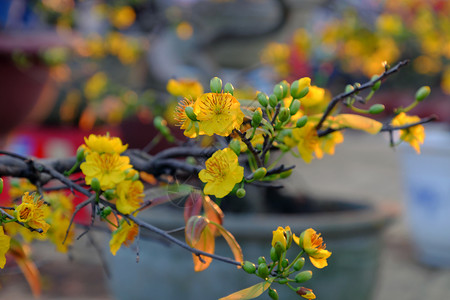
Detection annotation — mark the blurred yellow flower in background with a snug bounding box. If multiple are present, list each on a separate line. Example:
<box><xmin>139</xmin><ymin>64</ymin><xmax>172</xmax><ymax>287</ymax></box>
<box><xmin>0</xmin><ymin>226</ymin><xmax>10</xmax><ymax>269</ymax></box>
<box><xmin>110</xmin><ymin>220</ymin><xmax>139</xmax><ymax>255</ymax></box>
<box><xmin>392</xmin><ymin>112</ymin><xmax>425</xmax><ymax>154</ymax></box>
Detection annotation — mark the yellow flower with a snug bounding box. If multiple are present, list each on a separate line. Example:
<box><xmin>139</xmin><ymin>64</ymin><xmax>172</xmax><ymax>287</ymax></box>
<box><xmin>174</xmin><ymin>98</ymin><xmax>198</xmax><ymax>138</ymax></box>
<box><xmin>287</xmin><ymin>123</ymin><xmax>320</xmax><ymax>163</ymax></box>
<box><xmin>271</xmin><ymin>226</ymin><xmax>292</xmax><ymax>249</ymax></box>
<box><xmin>15</xmin><ymin>192</ymin><xmax>50</xmax><ymax>234</ymax></box>
<box><xmin>80</xmin><ymin>152</ymin><xmax>132</xmax><ymax>190</ymax></box>
<box><xmin>294</xmin><ymin>228</ymin><xmax>331</xmax><ymax>269</ymax></box>
<box><xmin>83</xmin><ymin>133</ymin><xmax>128</xmax><ymax>154</ymax></box>
<box><xmin>194</xmin><ymin>93</ymin><xmax>245</xmax><ymax>136</ymax></box>
<box><xmin>109</xmin><ymin>6</ymin><xmax>136</xmax><ymax>29</ymax></box>
<box><xmin>167</xmin><ymin>78</ymin><xmax>204</xmax><ymax>100</ymax></box>
<box><xmin>198</xmin><ymin>148</ymin><xmax>244</xmax><ymax>198</ymax></box>
<box><xmin>315</xmin><ymin>131</ymin><xmax>344</xmax><ymax>159</ymax></box>
<box><xmin>391</xmin><ymin>112</ymin><xmax>425</xmax><ymax>154</ymax></box>
<box><xmin>84</xmin><ymin>72</ymin><xmax>108</xmax><ymax>100</ymax></box>
<box><xmin>0</xmin><ymin>226</ymin><xmax>10</xmax><ymax>269</ymax></box>
<box><xmin>296</xmin><ymin>287</ymin><xmax>316</xmax><ymax>299</ymax></box>
<box><xmin>116</xmin><ymin>179</ymin><xmax>144</xmax><ymax>215</ymax></box>
<box><xmin>109</xmin><ymin>220</ymin><xmax>139</xmax><ymax>255</ymax></box>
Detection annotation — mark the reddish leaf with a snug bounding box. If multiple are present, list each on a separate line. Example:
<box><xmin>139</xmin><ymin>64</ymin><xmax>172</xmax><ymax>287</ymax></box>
<box><xmin>184</xmin><ymin>192</ymin><xmax>203</xmax><ymax>223</ymax></box>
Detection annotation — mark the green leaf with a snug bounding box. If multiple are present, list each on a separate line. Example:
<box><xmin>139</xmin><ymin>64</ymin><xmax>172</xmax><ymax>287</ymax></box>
<box><xmin>219</xmin><ymin>278</ymin><xmax>274</xmax><ymax>300</ymax></box>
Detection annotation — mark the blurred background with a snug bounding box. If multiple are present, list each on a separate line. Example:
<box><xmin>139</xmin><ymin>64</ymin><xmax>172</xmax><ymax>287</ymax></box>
<box><xmin>0</xmin><ymin>0</ymin><xmax>449</xmax><ymax>299</ymax></box>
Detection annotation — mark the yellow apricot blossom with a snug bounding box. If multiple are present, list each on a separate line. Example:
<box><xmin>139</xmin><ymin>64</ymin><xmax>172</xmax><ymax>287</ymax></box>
<box><xmin>271</xmin><ymin>226</ymin><xmax>292</xmax><ymax>249</ymax></box>
<box><xmin>391</xmin><ymin>112</ymin><xmax>425</xmax><ymax>154</ymax></box>
<box><xmin>84</xmin><ymin>72</ymin><xmax>108</xmax><ymax>100</ymax></box>
<box><xmin>116</xmin><ymin>179</ymin><xmax>144</xmax><ymax>215</ymax></box>
<box><xmin>194</xmin><ymin>93</ymin><xmax>245</xmax><ymax>136</ymax></box>
<box><xmin>167</xmin><ymin>78</ymin><xmax>204</xmax><ymax>99</ymax></box>
<box><xmin>174</xmin><ymin>98</ymin><xmax>198</xmax><ymax>138</ymax></box>
<box><xmin>15</xmin><ymin>192</ymin><xmax>50</xmax><ymax>234</ymax></box>
<box><xmin>315</xmin><ymin>131</ymin><xmax>344</xmax><ymax>159</ymax></box>
<box><xmin>80</xmin><ymin>152</ymin><xmax>132</xmax><ymax>190</ymax></box>
<box><xmin>285</xmin><ymin>123</ymin><xmax>320</xmax><ymax>163</ymax></box>
<box><xmin>198</xmin><ymin>148</ymin><xmax>244</xmax><ymax>198</ymax></box>
<box><xmin>109</xmin><ymin>6</ymin><xmax>136</xmax><ymax>29</ymax></box>
<box><xmin>110</xmin><ymin>220</ymin><xmax>139</xmax><ymax>255</ymax></box>
<box><xmin>294</xmin><ymin>228</ymin><xmax>331</xmax><ymax>269</ymax></box>
<box><xmin>0</xmin><ymin>226</ymin><xmax>10</xmax><ymax>269</ymax></box>
<box><xmin>83</xmin><ymin>133</ymin><xmax>128</xmax><ymax>154</ymax></box>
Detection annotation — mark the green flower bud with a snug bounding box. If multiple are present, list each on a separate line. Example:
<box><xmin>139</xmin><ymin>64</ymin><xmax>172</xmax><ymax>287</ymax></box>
<box><xmin>242</xmin><ymin>261</ymin><xmax>256</xmax><ymax>274</ymax></box>
<box><xmin>369</xmin><ymin>104</ymin><xmax>385</xmax><ymax>114</ymax></box>
<box><xmin>252</xmin><ymin>109</ymin><xmax>263</xmax><ymax>128</ymax></box>
<box><xmin>345</xmin><ymin>84</ymin><xmax>354</xmax><ymax>93</ymax></box>
<box><xmin>273</xmin><ymin>84</ymin><xmax>284</xmax><ymax>100</ymax></box>
<box><xmin>277</xmin><ymin>278</ymin><xmax>288</xmax><ymax>284</ymax></box>
<box><xmin>295</xmin><ymin>270</ymin><xmax>313</xmax><ymax>283</ymax></box>
<box><xmin>185</xmin><ymin>106</ymin><xmax>198</xmax><ymax>121</ymax></box>
<box><xmin>229</xmin><ymin>139</ymin><xmax>241</xmax><ymax>156</ymax></box>
<box><xmin>257</xmin><ymin>263</ymin><xmax>269</xmax><ymax>279</ymax></box>
<box><xmin>415</xmin><ymin>86</ymin><xmax>431</xmax><ymax>102</ymax></box>
<box><xmin>268</xmin><ymin>288</ymin><xmax>279</xmax><ymax>300</ymax></box>
<box><xmin>253</xmin><ymin>167</ymin><xmax>267</xmax><ymax>180</ymax></box>
<box><xmin>101</xmin><ymin>206</ymin><xmax>112</xmax><ymax>218</ymax></box>
<box><xmin>90</xmin><ymin>177</ymin><xmax>101</xmax><ymax>192</ymax></box>
<box><xmin>258</xmin><ymin>256</ymin><xmax>266</xmax><ymax>265</ymax></box>
<box><xmin>278</xmin><ymin>107</ymin><xmax>290</xmax><ymax>123</ymax></box>
<box><xmin>210</xmin><ymin>77</ymin><xmax>222</xmax><ymax>93</ymax></box>
<box><xmin>296</xmin><ymin>116</ymin><xmax>308</xmax><ymax>128</ymax></box>
<box><xmin>270</xmin><ymin>246</ymin><xmax>279</xmax><ymax>262</ymax></box>
<box><xmin>279</xmin><ymin>169</ymin><xmax>293</xmax><ymax>179</ymax></box>
<box><xmin>153</xmin><ymin>116</ymin><xmax>165</xmax><ymax>130</ymax></box>
<box><xmin>371</xmin><ymin>75</ymin><xmax>381</xmax><ymax>91</ymax></box>
<box><xmin>269</xmin><ymin>94</ymin><xmax>278</xmax><ymax>108</ymax></box>
<box><xmin>0</xmin><ymin>178</ymin><xmax>3</xmax><ymax>194</ymax></box>
<box><xmin>296</xmin><ymin>86</ymin><xmax>309</xmax><ymax>99</ymax></box>
<box><xmin>281</xmin><ymin>259</ymin><xmax>289</xmax><ymax>268</ymax></box>
<box><xmin>293</xmin><ymin>257</ymin><xmax>305</xmax><ymax>271</ymax></box>
<box><xmin>274</xmin><ymin>241</ymin><xmax>286</xmax><ymax>258</ymax></box>
<box><xmin>257</xmin><ymin>92</ymin><xmax>269</xmax><ymax>107</ymax></box>
<box><xmin>76</xmin><ymin>147</ymin><xmax>85</xmax><ymax>162</ymax></box>
<box><xmin>236</xmin><ymin>188</ymin><xmax>246</xmax><ymax>198</ymax></box>
<box><xmin>224</xmin><ymin>82</ymin><xmax>234</xmax><ymax>95</ymax></box>
<box><xmin>103</xmin><ymin>189</ymin><xmax>116</xmax><ymax>200</ymax></box>
<box><xmin>279</xmin><ymin>80</ymin><xmax>289</xmax><ymax>98</ymax></box>
<box><xmin>290</xmin><ymin>99</ymin><xmax>301</xmax><ymax>115</ymax></box>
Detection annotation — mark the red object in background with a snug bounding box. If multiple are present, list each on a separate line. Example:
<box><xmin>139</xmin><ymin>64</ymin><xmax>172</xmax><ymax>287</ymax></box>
<box><xmin>0</xmin><ymin>125</ymin><xmax>121</xmax><ymax>225</ymax></box>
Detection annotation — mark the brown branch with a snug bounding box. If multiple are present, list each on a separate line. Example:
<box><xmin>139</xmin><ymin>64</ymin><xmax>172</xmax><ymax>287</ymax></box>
<box><xmin>316</xmin><ymin>59</ymin><xmax>410</xmax><ymax>130</ymax></box>
<box><xmin>234</xmin><ymin>129</ymin><xmax>263</xmax><ymax>168</ymax></box>
<box><xmin>381</xmin><ymin>115</ymin><xmax>438</xmax><ymax>132</ymax></box>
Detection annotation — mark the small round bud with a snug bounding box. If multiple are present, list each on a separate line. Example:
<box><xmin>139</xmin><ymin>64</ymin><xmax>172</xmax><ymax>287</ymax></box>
<box><xmin>236</xmin><ymin>188</ymin><xmax>246</xmax><ymax>198</ymax></box>
<box><xmin>369</xmin><ymin>104</ymin><xmax>385</xmax><ymax>114</ymax></box>
<box><xmin>278</xmin><ymin>107</ymin><xmax>290</xmax><ymax>123</ymax></box>
<box><xmin>293</xmin><ymin>257</ymin><xmax>305</xmax><ymax>271</ymax></box>
<box><xmin>252</xmin><ymin>167</ymin><xmax>267</xmax><ymax>180</ymax></box>
<box><xmin>242</xmin><ymin>261</ymin><xmax>256</xmax><ymax>274</ymax></box>
<box><xmin>153</xmin><ymin>116</ymin><xmax>166</xmax><ymax>131</ymax></box>
<box><xmin>415</xmin><ymin>86</ymin><xmax>431</xmax><ymax>102</ymax></box>
<box><xmin>90</xmin><ymin>177</ymin><xmax>101</xmax><ymax>192</ymax></box>
<box><xmin>252</xmin><ymin>109</ymin><xmax>263</xmax><ymax>128</ymax></box>
<box><xmin>281</xmin><ymin>259</ymin><xmax>289</xmax><ymax>268</ymax></box>
<box><xmin>268</xmin><ymin>288</ymin><xmax>279</xmax><ymax>300</ymax></box>
<box><xmin>296</xmin><ymin>116</ymin><xmax>308</xmax><ymax>128</ymax></box>
<box><xmin>273</xmin><ymin>84</ymin><xmax>284</xmax><ymax>100</ymax></box>
<box><xmin>185</xmin><ymin>106</ymin><xmax>198</xmax><ymax>121</ymax></box>
<box><xmin>295</xmin><ymin>270</ymin><xmax>313</xmax><ymax>283</ymax></box>
<box><xmin>257</xmin><ymin>92</ymin><xmax>269</xmax><ymax>107</ymax></box>
<box><xmin>101</xmin><ymin>206</ymin><xmax>112</xmax><ymax>218</ymax></box>
<box><xmin>290</xmin><ymin>99</ymin><xmax>301</xmax><ymax>115</ymax></box>
<box><xmin>279</xmin><ymin>80</ymin><xmax>289</xmax><ymax>98</ymax></box>
<box><xmin>371</xmin><ymin>75</ymin><xmax>381</xmax><ymax>91</ymax></box>
<box><xmin>258</xmin><ymin>256</ymin><xmax>266</xmax><ymax>265</ymax></box>
<box><xmin>103</xmin><ymin>189</ymin><xmax>116</xmax><ymax>200</ymax></box>
<box><xmin>345</xmin><ymin>84</ymin><xmax>354</xmax><ymax>93</ymax></box>
<box><xmin>76</xmin><ymin>147</ymin><xmax>85</xmax><ymax>162</ymax></box>
<box><xmin>224</xmin><ymin>82</ymin><xmax>234</xmax><ymax>95</ymax></box>
<box><xmin>270</xmin><ymin>247</ymin><xmax>279</xmax><ymax>262</ymax></box>
<box><xmin>229</xmin><ymin>139</ymin><xmax>241</xmax><ymax>156</ymax></box>
<box><xmin>210</xmin><ymin>77</ymin><xmax>223</xmax><ymax>93</ymax></box>
<box><xmin>269</xmin><ymin>94</ymin><xmax>278</xmax><ymax>108</ymax></box>
<box><xmin>257</xmin><ymin>263</ymin><xmax>269</xmax><ymax>279</ymax></box>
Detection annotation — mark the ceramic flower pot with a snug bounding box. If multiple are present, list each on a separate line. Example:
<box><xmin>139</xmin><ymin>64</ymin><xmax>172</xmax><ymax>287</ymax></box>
<box><xmin>105</xmin><ymin>199</ymin><xmax>395</xmax><ymax>300</ymax></box>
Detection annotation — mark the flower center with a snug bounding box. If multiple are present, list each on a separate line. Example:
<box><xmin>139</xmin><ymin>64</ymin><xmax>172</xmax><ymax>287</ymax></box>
<box><xmin>206</xmin><ymin>156</ymin><xmax>229</xmax><ymax>181</ymax></box>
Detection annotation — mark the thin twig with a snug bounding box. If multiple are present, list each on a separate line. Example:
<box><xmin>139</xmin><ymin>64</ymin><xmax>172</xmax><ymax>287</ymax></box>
<box><xmin>234</xmin><ymin>129</ymin><xmax>263</xmax><ymax>168</ymax></box>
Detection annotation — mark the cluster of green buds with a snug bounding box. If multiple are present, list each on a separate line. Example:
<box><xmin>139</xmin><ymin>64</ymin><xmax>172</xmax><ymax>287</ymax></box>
<box><xmin>239</xmin><ymin>227</ymin><xmax>316</xmax><ymax>299</ymax></box>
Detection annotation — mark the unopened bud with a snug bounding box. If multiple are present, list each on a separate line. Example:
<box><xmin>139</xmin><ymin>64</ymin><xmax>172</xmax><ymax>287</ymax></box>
<box><xmin>290</xmin><ymin>99</ymin><xmax>301</xmax><ymax>115</ymax></box>
<box><xmin>242</xmin><ymin>261</ymin><xmax>256</xmax><ymax>274</ymax></box>
<box><xmin>371</xmin><ymin>75</ymin><xmax>381</xmax><ymax>91</ymax></box>
<box><xmin>224</xmin><ymin>82</ymin><xmax>234</xmax><ymax>95</ymax></box>
<box><xmin>257</xmin><ymin>92</ymin><xmax>269</xmax><ymax>107</ymax></box>
<box><xmin>281</xmin><ymin>259</ymin><xmax>289</xmax><ymax>268</ymax></box>
<box><xmin>258</xmin><ymin>256</ymin><xmax>266</xmax><ymax>265</ymax></box>
<box><xmin>236</xmin><ymin>188</ymin><xmax>246</xmax><ymax>198</ymax></box>
<box><xmin>273</xmin><ymin>84</ymin><xmax>284</xmax><ymax>100</ymax></box>
<box><xmin>279</xmin><ymin>80</ymin><xmax>289</xmax><ymax>98</ymax></box>
<box><xmin>269</xmin><ymin>94</ymin><xmax>278</xmax><ymax>108</ymax></box>
<box><xmin>278</xmin><ymin>107</ymin><xmax>290</xmax><ymax>123</ymax></box>
<box><xmin>268</xmin><ymin>288</ymin><xmax>279</xmax><ymax>300</ymax></box>
<box><xmin>296</xmin><ymin>116</ymin><xmax>308</xmax><ymax>128</ymax></box>
<box><xmin>293</xmin><ymin>257</ymin><xmax>305</xmax><ymax>271</ymax></box>
<box><xmin>76</xmin><ymin>147</ymin><xmax>85</xmax><ymax>162</ymax></box>
<box><xmin>369</xmin><ymin>104</ymin><xmax>385</xmax><ymax>114</ymax></box>
<box><xmin>291</xmin><ymin>78</ymin><xmax>311</xmax><ymax>99</ymax></box>
<box><xmin>270</xmin><ymin>246</ymin><xmax>279</xmax><ymax>262</ymax></box>
<box><xmin>90</xmin><ymin>177</ymin><xmax>101</xmax><ymax>192</ymax></box>
<box><xmin>229</xmin><ymin>139</ymin><xmax>241</xmax><ymax>156</ymax></box>
<box><xmin>257</xmin><ymin>263</ymin><xmax>269</xmax><ymax>279</ymax></box>
<box><xmin>101</xmin><ymin>206</ymin><xmax>112</xmax><ymax>218</ymax></box>
<box><xmin>103</xmin><ymin>189</ymin><xmax>115</xmax><ymax>200</ymax></box>
<box><xmin>252</xmin><ymin>108</ymin><xmax>263</xmax><ymax>127</ymax></box>
<box><xmin>295</xmin><ymin>271</ymin><xmax>313</xmax><ymax>283</ymax></box>
<box><xmin>345</xmin><ymin>84</ymin><xmax>354</xmax><ymax>93</ymax></box>
<box><xmin>253</xmin><ymin>167</ymin><xmax>267</xmax><ymax>180</ymax></box>
<box><xmin>185</xmin><ymin>106</ymin><xmax>198</xmax><ymax>121</ymax></box>
<box><xmin>274</xmin><ymin>241</ymin><xmax>286</xmax><ymax>257</ymax></box>
<box><xmin>415</xmin><ymin>86</ymin><xmax>431</xmax><ymax>102</ymax></box>
<box><xmin>210</xmin><ymin>77</ymin><xmax>222</xmax><ymax>93</ymax></box>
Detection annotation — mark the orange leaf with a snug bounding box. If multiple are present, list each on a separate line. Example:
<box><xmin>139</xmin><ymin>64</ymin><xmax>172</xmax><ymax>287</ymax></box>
<box><xmin>219</xmin><ymin>278</ymin><xmax>274</xmax><ymax>300</ymax></box>
<box><xmin>184</xmin><ymin>192</ymin><xmax>203</xmax><ymax>223</ymax></box>
<box><xmin>203</xmin><ymin>195</ymin><xmax>224</xmax><ymax>236</ymax></box>
<box><xmin>209</xmin><ymin>221</ymin><xmax>243</xmax><ymax>267</ymax></box>
<box><xmin>191</xmin><ymin>227</ymin><xmax>215</xmax><ymax>272</ymax></box>
<box><xmin>330</xmin><ymin>114</ymin><xmax>382</xmax><ymax>134</ymax></box>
